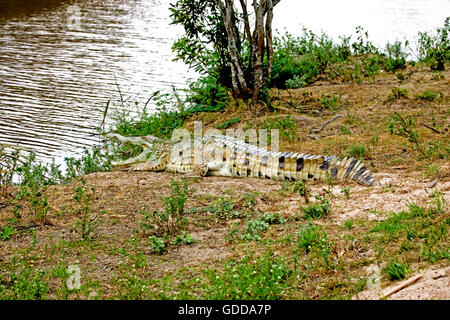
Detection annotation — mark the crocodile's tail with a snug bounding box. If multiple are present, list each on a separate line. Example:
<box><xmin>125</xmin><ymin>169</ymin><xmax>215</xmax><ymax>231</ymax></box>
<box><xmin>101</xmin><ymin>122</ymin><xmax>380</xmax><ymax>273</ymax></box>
<box><xmin>271</xmin><ymin>153</ymin><xmax>377</xmax><ymax>186</ymax></box>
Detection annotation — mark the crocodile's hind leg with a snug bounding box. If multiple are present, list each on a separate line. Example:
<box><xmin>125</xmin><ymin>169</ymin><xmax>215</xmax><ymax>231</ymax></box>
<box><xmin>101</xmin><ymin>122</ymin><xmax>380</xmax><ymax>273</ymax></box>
<box><xmin>185</xmin><ymin>163</ymin><xmax>209</xmax><ymax>178</ymax></box>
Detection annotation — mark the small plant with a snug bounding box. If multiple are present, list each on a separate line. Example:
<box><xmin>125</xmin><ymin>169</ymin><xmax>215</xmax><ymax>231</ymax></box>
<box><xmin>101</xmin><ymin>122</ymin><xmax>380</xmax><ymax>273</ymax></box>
<box><xmin>387</xmin><ymin>112</ymin><xmax>448</xmax><ymax>159</ymax></box>
<box><xmin>148</xmin><ymin>236</ymin><xmax>166</xmax><ymax>255</ymax></box>
<box><xmin>212</xmin><ymin>197</ymin><xmax>244</xmax><ymax>220</ymax></box>
<box><xmin>341</xmin><ymin>186</ymin><xmax>351</xmax><ymax>199</ymax></box>
<box><xmin>302</xmin><ymin>196</ymin><xmax>330</xmax><ymax>219</ymax></box>
<box><xmin>0</xmin><ymin>225</ymin><xmax>15</xmax><ymax>241</ymax></box>
<box><xmin>347</xmin><ymin>144</ymin><xmax>367</xmax><ymax>159</ymax></box>
<box><xmin>296</xmin><ymin>223</ymin><xmax>329</xmax><ymax>254</ymax></box>
<box><xmin>417</xmin><ymin>17</ymin><xmax>450</xmax><ymax>71</ymax></box>
<box><xmin>242</xmin><ymin>219</ymin><xmax>270</xmax><ymax>242</ymax></box>
<box><xmin>204</xmin><ymin>251</ymin><xmax>292</xmax><ymax>300</ymax></box>
<box><xmin>292</xmin><ymin>180</ymin><xmax>311</xmax><ymax>203</ymax></box>
<box><xmin>387</xmin><ymin>87</ymin><xmax>408</xmax><ymax>101</ymax></box>
<box><xmin>344</xmin><ymin>218</ymin><xmax>354</xmax><ymax>230</ymax></box>
<box><xmin>172</xmin><ymin>231</ymin><xmax>195</xmax><ymax>246</ymax></box>
<box><xmin>425</xmin><ymin>164</ymin><xmax>440</xmax><ymax>179</ymax></box>
<box><xmin>72</xmin><ymin>180</ymin><xmax>104</xmax><ymax>241</ymax></box>
<box><xmin>319</xmin><ymin>94</ymin><xmax>341</xmax><ymax>111</ymax></box>
<box><xmin>413</xmin><ymin>90</ymin><xmax>441</xmax><ymax>102</ymax></box>
<box><xmin>142</xmin><ymin>179</ymin><xmax>190</xmax><ymax>237</ymax></box>
<box><xmin>384</xmin><ymin>41</ymin><xmax>408</xmax><ymax>71</ymax></box>
<box><xmin>340</xmin><ymin>126</ymin><xmax>353</xmax><ymax>135</ymax></box>
<box><xmin>64</xmin><ymin>147</ymin><xmax>112</xmax><ymax>180</ymax></box>
<box><xmin>258</xmin><ymin>212</ymin><xmax>287</xmax><ymax>225</ymax></box>
<box><xmin>0</xmin><ymin>257</ymin><xmax>49</xmax><ymax>300</ymax></box>
<box><xmin>382</xmin><ymin>262</ymin><xmax>408</xmax><ymax>281</ymax></box>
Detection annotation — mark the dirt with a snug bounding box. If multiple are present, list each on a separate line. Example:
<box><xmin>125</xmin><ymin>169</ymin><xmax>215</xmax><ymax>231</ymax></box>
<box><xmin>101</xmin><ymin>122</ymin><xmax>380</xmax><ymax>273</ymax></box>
<box><xmin>0</xmin><ymin>65</ymin><xmax>449</xmax><ymax>299</ymax></box>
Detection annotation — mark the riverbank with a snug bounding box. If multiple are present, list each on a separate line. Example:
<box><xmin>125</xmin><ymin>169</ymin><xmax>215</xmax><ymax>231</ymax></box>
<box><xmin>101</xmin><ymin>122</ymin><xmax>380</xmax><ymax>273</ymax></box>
<box><xmin>0</xmin><ymin>65</ymin><xmax>448</xmax><ymax>299</ymax></box>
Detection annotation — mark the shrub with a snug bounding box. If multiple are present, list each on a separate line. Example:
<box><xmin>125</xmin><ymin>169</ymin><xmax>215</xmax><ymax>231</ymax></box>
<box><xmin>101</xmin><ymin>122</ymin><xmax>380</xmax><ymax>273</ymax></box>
<box><xmin>417</xmin><ymin>17</ymin><xmax>450</xmax><ymax>71</ymax></box>
<box><xmin>185</xmin><ymin>75</ymin><xmax>229</xmax><ymax>113</ymax></box>
<box><xmin>384</xmin><ymin>41</ymin><xmax>408</xmax><ymax>71</ymax></box>
<box><xmin>142</xmin><ymin>179</ymin><xmax>190</xmax><ymax>237</ymax></box>
<box><xmin>72</xmin><ymin>180</ymin><xmax>104</xmax><ymax>241</ymax></box>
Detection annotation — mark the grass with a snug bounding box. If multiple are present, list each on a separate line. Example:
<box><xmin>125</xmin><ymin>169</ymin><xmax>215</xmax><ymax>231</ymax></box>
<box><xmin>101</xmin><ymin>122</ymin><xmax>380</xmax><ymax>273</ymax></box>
<box><xmin>0</xmin><ymin>21</ymin><xmax>449</xmax><ymax>300</ymax></box>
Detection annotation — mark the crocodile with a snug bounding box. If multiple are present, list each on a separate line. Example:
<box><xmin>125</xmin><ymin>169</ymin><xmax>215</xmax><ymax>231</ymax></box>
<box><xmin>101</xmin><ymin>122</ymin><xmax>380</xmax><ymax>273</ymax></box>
<box><xmin>105</xmin><ymin>132</ymin><xmax>377</xmax><ymax>186</ymax></box>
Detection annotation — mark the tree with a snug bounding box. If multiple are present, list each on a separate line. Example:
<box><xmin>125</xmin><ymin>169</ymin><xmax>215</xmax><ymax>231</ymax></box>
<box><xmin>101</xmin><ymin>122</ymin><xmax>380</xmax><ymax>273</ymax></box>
<box><xmin>170</xmin><ymin>0</ymin><xmax>282</xmax><ymax>105</ymax></box>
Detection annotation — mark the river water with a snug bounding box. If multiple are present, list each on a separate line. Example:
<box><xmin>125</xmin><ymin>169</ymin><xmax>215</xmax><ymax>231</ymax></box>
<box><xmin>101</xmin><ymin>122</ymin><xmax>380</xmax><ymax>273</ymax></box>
<box><xmin>0</xmin><ymin>0</ymin><xmax>449</xmax><ymax>163</ymax></box>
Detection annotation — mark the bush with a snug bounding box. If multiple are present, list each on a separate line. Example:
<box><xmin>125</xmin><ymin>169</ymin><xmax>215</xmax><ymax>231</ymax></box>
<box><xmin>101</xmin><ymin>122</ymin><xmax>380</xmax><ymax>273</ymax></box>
<box><xmin>142</xmin><ymin>179</ymin><xmax>190</xmax><ymax>237</ymax></box>
<box><xmin>417</xmin><ymin>17</ymin><xmax>450</xmax><ymax>71</ymax></box>
<box><xmin>185</xmin><ymin>75</ymin><xmax>229</xmax><ymax>113</ymax></box>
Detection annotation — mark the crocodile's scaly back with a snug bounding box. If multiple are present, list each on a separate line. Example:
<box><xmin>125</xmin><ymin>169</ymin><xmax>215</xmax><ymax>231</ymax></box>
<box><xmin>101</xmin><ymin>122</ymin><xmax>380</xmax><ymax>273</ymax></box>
<box><xmin>106</xmin><ymin>132</ymin><xmax>377</xmax><ymax>186</ymax></box>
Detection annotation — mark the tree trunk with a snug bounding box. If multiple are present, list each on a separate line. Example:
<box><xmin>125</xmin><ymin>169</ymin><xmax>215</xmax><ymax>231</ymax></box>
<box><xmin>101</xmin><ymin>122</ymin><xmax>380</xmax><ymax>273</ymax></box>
<box><xmin>216</xmin><ymin>0</ymin><xmax>279</xmax><ymax>105</ymax></box>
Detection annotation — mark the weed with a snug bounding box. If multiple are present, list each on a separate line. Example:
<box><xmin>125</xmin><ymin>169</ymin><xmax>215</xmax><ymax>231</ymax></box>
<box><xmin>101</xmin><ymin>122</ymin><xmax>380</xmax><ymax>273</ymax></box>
<box><xmin>424</xmin><ymin>164</ymin><xmax>440</xmax><ymax>179</ymax></box>
<box><xmin>296</xmin><ymin>222</ymin><xmax>331</xmax><ymax>267</ymax></box>
<box><xmin>0</xmin><ymin>225</ymin><xmax>15</xmax><ymax>241</ymax></box>
<box><xmin>292</xmin><ymin>180</ymin><xmax>311</xmax><ymax>203</ymax></box>
<box><xmin>347</xmin><ymin>144</ymin><xmax>367</xmax><ymax>159</ymax></box>
<box><xmin>141</xmin><ymin>179</ymin><xmax>191</xmax><ymax>238</ymax></box>
<box><xmin>387</xmin><ymin>87</ymin><xmax>408</xmax><ymax>101</ymax></box>
<box><xmin>341</xmin><ymin>187</ymin><xmax>351</xmax><ymax>199</ymax></box>
<box><xmin>72</xmin><ymin>180</ymin><xmax>104</xmax><ymax>241</ymax></box>
<box><xmin>204</xmin><ymin>251</ymin><xmax>293</xmax><ymax>299</ymax></box>
<box><xmin>319</xmin><ymin>94</ymin><xmax>341</xmax><ymax>111</ymax></box>
<box><xmin>172</xmin><ymin>231</ymin><xmax>195</xmax><ymax>246</ymax></box>
<box><xmin>382</xmin><ymin>262</ymin><xmax>408</xmax><ymax>281</ymax></box>
<box><xmin>344</xmin><ymin>218</ymin><xmax>354</xmax><ymax>230</ymax></box>
<box><xmin>149</xmin><ymin>236</ymin><xmax>167</xmax><ymax>255</ymax></box>
<box><xmin>413</xmin><ymin>90</ymin><xmax>442</xmax><ymax>102</ymax></box>
<box><xmin>212</xmin><ymin>197</ymin><xmax>244</xmax><ymax>220</ymax></box>
<box><xmin>340</xmin><ymin>126</ymin><xmax>353</xmax><ymax>135</ymax></box>
<box><xmin>0</xmin><ymin>256</ymin><xmax>48</xmax><ymax>300</ymax></box>
<box><xmin>258</xmin><ymin>212</ymin><xmax>287</xmax><ymax>225</ymax></box>
<box><xmin>388</xmin><ymin>112</ymin><xmax>448</xmax><ymax>159</ymax></box>
<box><xmin>242</xmin><ymin>219</ymin><xmax>270</xmax><ymax>242</ymax></box>
<box><xmin>64</xmin><ymin>148</ymin><xmax>112</xmax><ymax>180</ymax></box>
<box><xmin>302</xmin><ymin>196</ymin><xmax>330</xmax><ymax>219</ymax></box>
